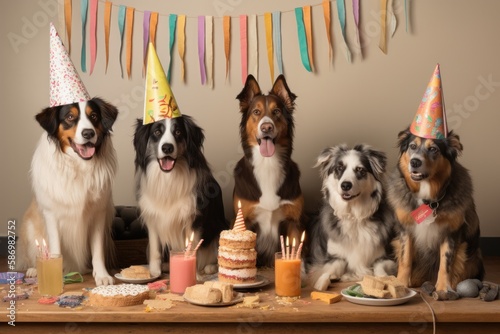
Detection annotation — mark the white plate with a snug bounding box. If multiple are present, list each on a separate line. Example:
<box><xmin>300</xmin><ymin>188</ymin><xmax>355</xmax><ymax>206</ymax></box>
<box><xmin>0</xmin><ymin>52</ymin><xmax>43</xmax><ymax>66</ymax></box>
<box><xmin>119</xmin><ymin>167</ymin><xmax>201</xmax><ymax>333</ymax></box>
<box><xmin>184</xmin><ymin>292</ymin><xmax>244</xmax><ymax>307</ymax></box>
<box><xmin>341</xmin><ymin>285</ymin><xmax>418</xmax><ymax>306</ymax></box>
<box><xmin>114</xmin><ymin>265</ymin><xmax>160</xmax><ymax>284</ymax></box>
<box><xmin>204</xmin><ymin>274</ymin><xmax>271</xmax><ymax>289</ymax></box>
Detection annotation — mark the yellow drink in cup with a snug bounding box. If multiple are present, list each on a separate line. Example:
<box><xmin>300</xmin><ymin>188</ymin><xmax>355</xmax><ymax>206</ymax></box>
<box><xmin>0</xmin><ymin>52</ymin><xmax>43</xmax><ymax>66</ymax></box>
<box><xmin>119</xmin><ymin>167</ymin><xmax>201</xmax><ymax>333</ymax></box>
<box><xmin>275</xmin><ymin>252</ymin><xmax>302</xmax><ymax>297</ymax></box>
<box><xmin>36</xmin><ymin>254</ymin><xmax>63</xmax><ymax>296</ymax></box>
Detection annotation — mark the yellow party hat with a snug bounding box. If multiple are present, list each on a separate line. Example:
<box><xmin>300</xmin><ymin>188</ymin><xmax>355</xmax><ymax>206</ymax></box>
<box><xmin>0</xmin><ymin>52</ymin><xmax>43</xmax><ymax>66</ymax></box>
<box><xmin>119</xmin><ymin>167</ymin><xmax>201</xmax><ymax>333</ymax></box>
<box><xmin>410</xmin><ymin>64</ymin><xmax>448</xmax><ymax>139</ymax></box>
<box><xmin>143</xmin><ymin>42</ymin><xmax>181</xmax><ymax>124</ymax></box>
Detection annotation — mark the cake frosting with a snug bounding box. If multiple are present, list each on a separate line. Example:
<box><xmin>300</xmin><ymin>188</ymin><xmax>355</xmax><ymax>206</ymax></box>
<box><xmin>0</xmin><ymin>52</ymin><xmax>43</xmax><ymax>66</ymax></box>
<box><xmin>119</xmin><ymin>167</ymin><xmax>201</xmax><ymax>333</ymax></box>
<box><xmin>218</xmin><ymin>204</ymin><xmax>257</xmax><ymax>283</ymax></box>
<box><xmin>88</xmin><ymin>284</ymin><xmax>150</xmax><ymax>307</ymax></box>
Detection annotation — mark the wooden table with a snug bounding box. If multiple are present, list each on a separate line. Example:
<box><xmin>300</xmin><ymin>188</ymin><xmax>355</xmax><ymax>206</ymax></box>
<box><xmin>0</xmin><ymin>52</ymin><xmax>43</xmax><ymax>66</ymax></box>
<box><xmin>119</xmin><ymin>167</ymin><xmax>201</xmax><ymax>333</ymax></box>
<box><xmin>2</xmin><ymin>262</ymin><xmax>500</xmax><ymax>334</ymax></box>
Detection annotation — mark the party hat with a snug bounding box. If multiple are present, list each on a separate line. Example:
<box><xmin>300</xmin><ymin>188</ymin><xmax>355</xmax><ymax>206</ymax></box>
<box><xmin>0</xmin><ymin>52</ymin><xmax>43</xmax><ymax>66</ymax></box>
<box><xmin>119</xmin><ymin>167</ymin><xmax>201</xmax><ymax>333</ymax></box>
<box><xmin>143</xmin><ymin>42</ymin><xmax>181</xmax><ymax>124</ymax></box>
<box><xmin>49</xmin><ymin>22</ymin><xmax>90</xmax><ymax>107</ymax></box>
<box><xmin>233</xmin><ymin>201</ymin><xmax>246</xmax><ymax>232</ymax></box>
<box><xmin>409</xmin><ymin>64</ymin><xmax>448</xmax><ymax>139</ymax></box>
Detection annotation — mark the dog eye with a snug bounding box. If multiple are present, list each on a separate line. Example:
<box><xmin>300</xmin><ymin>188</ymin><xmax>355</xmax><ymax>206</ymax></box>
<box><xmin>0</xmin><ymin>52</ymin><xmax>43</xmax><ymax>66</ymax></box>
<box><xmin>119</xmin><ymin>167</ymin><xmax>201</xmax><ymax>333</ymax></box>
<box><xmin>356</xmin><ymin>167</ymin><xmax>366</xmax><ymax>176</ymax></box>
<box><xmin>154</xmin><ymin>129</ymin><xmax>162</xmax><ymax>137</ymax></box>
<box><xmin>89</xmin><ymin>113</ymin><xmax>98</xmax><ymax>122</ymax></box>
<box><xmin>428</xmin><ymin>146</ymin><xmax>438</xmax><ymax>153</ymax></box>
<box><xmin>66</xmin><ymin>114</ymin><xmax>75</xmax><ymax>122</ymax></box>
<box><xmin>273</xmin><ymin>109</ymin><xmax>281</xmax><ymax>116</ymax></box>
<box><xmin>409</xmin><ymin>143</ymin><xmax>417</xmax><ymax>150</ymax></box>
<box><xmin>252</xmin><ymin>109</ymin><xmax>261</xmax><ymax>116</ymax></box>
<box><xmin>174</xmin><ymin>129</ymin><xmax>181</xmax><ymax>137</ymax></box>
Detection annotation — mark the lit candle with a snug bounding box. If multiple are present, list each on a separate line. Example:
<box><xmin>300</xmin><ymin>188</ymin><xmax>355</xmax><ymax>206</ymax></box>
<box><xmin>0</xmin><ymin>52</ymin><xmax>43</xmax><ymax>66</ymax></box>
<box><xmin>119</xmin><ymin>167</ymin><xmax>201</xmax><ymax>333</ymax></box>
<box><xmin>286</xmin><ymin>236</ymin><xmax>290</xmax><ymax>260</ymax></box>
<box><xmin>291</xmin><ymin>238</ymin><xmax>296</xmax><ymax>260</ymax></box>
<box><xmin>35</xmin><ymin>239</ymin><xmax>42</xmax><ymax>257</ymax></box>
<box><xmin>185</xmin><ymin>232</ymin><xmax>194</xmax><ymax>256</ymax></box>
<box><xmin>280</xmin><ymin>235</ymin><xmax>285</xmax><ymax>259</ymax></box>
<box><xmin>296</xmin><ymin>231</ymin><xmax>306</xmax><ymax>259</ymax></box>
<box><xmin>42</xmin><ymin>238</ymin><xmax>49</xmax><ymax>259</ymax></box>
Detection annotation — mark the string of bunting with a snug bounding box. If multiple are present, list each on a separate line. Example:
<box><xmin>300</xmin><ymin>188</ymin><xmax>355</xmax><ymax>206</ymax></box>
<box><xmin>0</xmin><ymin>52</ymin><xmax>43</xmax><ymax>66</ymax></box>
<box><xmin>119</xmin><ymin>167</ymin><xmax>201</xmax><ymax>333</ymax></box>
<box><xmin>59</xmin><ymin>0</ymin><xmax>410</xmax><ymax>85</ymax></box>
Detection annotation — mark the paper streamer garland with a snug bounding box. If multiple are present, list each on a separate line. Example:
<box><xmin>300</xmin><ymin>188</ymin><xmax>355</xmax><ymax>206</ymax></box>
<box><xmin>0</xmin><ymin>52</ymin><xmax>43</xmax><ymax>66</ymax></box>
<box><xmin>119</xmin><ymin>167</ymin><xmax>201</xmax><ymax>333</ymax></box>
<box><xmin>223</xmin><ymin>16</ymin><xmax>231</xmax><ymax>80</ymax></box>
<box><xmin>294</xmin><ymin>7</ymin><xmax>312</xmax><ymax>72</ymax></box>
<box><xmin>143</xmin><ymin>10</ymin><xmax>151</xmax><ymax>74</ymax></box>
<box><xmin>336</xmin><ymin>0</ymin><xmax>352</xmax><ymax>63</ymax></box>
<box><xmin>248</xmin><ymin>15</ymin><xmax>258</xmax><ymax>79</ymax></box>
<box><xmin>104</xmin><ymin>0</ymin><xmax>112</xmax><ymax>73</ymax></box>
<box><xmin>117</xmin><ymin>5</ymin><xmax>126</xmax><ymax>78</ymax></box>
<box><xmin>352</xmin><ymin>0</ymin><xmax>361</xmax><ymax>58</ymax></box>
<box><xmin>303</xmin><ymin>6</ymin><xmax>314</xmax><ymax>71</ymax></box>
<box><xmin>167</xmin><ymin>14</ymin><xmax>177</xmax><ymax>82</ymax></box>
<box><xmin>264</xmin><ymin>13</ymin><xmax>274</xmax><ymax>82</ymax></box>
<box><xmin>80</xmin><ymin>0</ymin><xmax>88</xmax><ymax>72</ymax></box>
<box><xmin>322</xmin><ymin>0</ymin><xmax>333</xmax><ymax>64</ymax></box>
<box><xmin>389</xmin><ymin>0</ymin><xmax>397</xmax><ymax>38</ymax></box>
<box><xmin>272</xmin><ymin>11</ymin><xmax>283</xmax><ymax>76</ymax></box>
<box><xmin>126</xmin><ymin>7</ymin><xmax>134</xmax><ymax>79</ymax></box>
<box><xmin>89</xmin><ymin>0</ymin><xmax>98</xmax><ymax>75</ymax></box>
<box><xmin>379</xmin><ymin>0</ymin><xmax>388</xmax><ymax>54</ymax></box>
<box><xmin>57</xmin><ymin>0</ymin><xmax>65</xmax><ymax>47</ymax></box>
<box><xmin>177</xmin><ymin>15</ymin><xmax>186</xmax><ymax>82</ymax></box>
<box><xmin>198</xmin><ymin>16</ymin><xmax>206</xmax><ymax>85</ymax></box>
<box><xmin>205</xmin><ymin>16</ymin><xmax>214</xmax><ymax>88</ymax></box>
<box><xmin>64</xmin><ymin>0</ymin><xmax>72</xmax><ymax>54</ymax></box>
<box><xmin>239</xmin><ymin>15</ymin><xmax>248</xmax><ymax>85</ymax></box>
<box><xmin>150</xmin><ymin>12</ymin><xmax>158</xmax><ymax>47</ymax></box>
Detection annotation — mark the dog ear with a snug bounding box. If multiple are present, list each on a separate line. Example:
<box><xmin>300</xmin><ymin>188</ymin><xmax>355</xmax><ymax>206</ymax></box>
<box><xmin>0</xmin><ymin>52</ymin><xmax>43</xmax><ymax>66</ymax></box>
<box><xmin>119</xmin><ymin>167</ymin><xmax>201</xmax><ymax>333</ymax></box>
<box><xmin>236</xmin><ymin>75</ymin><xmax>262</xmax><ymax>112</ymax></box>
<box><xmin>362</xmin><ymin>145</ymin><xmax>387</xmax><ymax>179</ymax></box>
<box><xmin>91</xmin><ymin>97</ymin><xmax>119</xmax><ymax>132</ymax></box>
<box><xmin>314</xmin><ymin>144</ymin><xmax>348</xmax><ymax>179</ymax></box>
<box><xmin>182</xmin><ymin>115</ymin><xmax>206</xmax><ymax>168</ymax></box>
<box><xmin>271</xmin><ymin>75</ymin><xmax>297</xmax><ymax>113</ymax></box>
<box><xmin>133</xmin><ymin>118</ymin><xmax>151</xmax><ymax>171</ymax></box>
<box><xmin>35</xmin><ymin>106</ymin><xmax>59</xmax><ymax>136</ymax></box>
<box><xmin>396</xmin><ymin>127</ymin><xmax>413</xmax><ymax>153</ymax></box>
<box><xmin>445</xmin><ymin>131</ymin><xmax>463</xmax><ymax>160</ymax></box>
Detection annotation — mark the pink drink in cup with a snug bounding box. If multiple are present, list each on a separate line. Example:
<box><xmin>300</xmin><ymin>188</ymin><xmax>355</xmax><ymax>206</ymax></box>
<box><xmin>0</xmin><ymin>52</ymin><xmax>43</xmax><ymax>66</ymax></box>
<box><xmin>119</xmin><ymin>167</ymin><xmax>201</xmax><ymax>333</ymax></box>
<box><xmin>169</xmin><ymin>251</ymin><xmax>197</xmax><ymax>294</ymax></box>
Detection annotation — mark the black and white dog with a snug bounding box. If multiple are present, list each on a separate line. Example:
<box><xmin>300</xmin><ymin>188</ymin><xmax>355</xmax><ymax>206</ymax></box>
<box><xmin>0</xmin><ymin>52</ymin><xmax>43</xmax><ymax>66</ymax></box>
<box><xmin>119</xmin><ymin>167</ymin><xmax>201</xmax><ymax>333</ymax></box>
<box><xmin>133</xmin><ymin>115</ymin><xmax>228</xmax><ymax>276</ymax></box>
<box><xmin>306</xmin><ymin>144</ymin><xmax>396</xmax><ymax>291</ymax></box>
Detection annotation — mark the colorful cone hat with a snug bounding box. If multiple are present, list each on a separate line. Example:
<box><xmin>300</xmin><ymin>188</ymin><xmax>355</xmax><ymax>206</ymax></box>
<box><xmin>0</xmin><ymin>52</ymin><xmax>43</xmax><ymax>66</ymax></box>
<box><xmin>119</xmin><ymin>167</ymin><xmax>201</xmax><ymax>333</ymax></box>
<box><xmin>143</xmin><ymin>42</ymin><xmax>181</xmax><ymax>124</ymax></box>
<box><xmin>409</xmin><ymin>64</ymin><xmax>448</xmax><ymax>139</ymax></box>
<box><xmin>49</xmin><ymin>22</ymin><xmax>90</xmax><ymax>107</ymax></box>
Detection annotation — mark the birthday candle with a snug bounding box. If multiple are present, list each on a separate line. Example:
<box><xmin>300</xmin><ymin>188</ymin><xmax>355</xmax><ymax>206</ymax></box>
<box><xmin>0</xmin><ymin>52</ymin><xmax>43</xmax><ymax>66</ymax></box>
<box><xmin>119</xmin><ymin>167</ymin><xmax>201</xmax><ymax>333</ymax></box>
<box><xmin>291</xmin><ymin>237</ymin><xmax>296</xmax><ymax>260</ymax></box>
<box><xmin>280</xmin><ymin>235</ymin><xmax>285</xmax><ymax>259</ymax></box>
<box><xmin>296</xmin><ymin>231</ymin><xmax>306</xmax><ymax>259</ymax></box>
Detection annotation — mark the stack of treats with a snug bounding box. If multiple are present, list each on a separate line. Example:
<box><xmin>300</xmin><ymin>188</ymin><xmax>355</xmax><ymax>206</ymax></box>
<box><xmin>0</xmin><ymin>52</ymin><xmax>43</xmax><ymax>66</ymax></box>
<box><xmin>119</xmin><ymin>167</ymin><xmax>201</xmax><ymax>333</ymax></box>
<box><xmin>217</xmin><ymin>205</ymin><xmax>257</xmax><ymax>284</ymax></box>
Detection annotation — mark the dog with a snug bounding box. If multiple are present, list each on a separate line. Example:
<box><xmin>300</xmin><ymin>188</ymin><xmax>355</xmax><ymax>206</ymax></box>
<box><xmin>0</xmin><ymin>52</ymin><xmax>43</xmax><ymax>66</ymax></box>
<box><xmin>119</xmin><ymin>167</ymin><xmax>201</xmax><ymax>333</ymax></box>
<box><xmin>387</xmin><ymin>128</ymin><xmax>484</xmax><ymax>300</ymax></box>
<box><xmin>233</xmin><ymin>74</ymin><xmax>305</xmax><ymax>267</ymax></box>
<box><xmin>17</xmin><ymin>98</ymin><xmax>119</xmax><ymax>286</ymax></box>
<box><xmin>305</xmin><ymin>144</ymin><xmax>397</xmax><ymax>291</ymax></box>
<box><xmin>133</xmin><ymin>115</ymin><xmax>228</xmax><ymax>277</ymax></box>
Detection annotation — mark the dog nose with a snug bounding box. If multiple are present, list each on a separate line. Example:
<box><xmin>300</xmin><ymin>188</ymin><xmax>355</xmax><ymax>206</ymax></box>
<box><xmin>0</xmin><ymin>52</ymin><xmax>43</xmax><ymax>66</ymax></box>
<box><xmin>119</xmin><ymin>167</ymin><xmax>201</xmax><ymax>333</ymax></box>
<box><xmin>260</xmin><ymin>122</ymin><xmax>274</xmax><ymax>134</ymax></box>
<box><xmin>341</xmin><ymin>181</ymin><xmax>352</xmax><ymax>191</ymax></box>
<box><xmin>82</xmin><ymin>129</ymin><xmax>95</xmax><ymax>140</ymax></box>
<box><xmin>410</xmin><ymin>158</ymin><xmax>422</xmax><ymax>168</ymax></box>
<box><xmin>162</xmin><ymin>143</ymin><xmax>174</xmax><ymax>154</ymax></box>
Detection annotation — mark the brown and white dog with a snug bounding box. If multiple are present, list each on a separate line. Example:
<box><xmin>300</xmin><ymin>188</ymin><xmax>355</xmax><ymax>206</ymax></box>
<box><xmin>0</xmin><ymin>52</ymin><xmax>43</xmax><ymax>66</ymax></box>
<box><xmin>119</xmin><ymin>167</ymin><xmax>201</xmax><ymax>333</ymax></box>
<box><xmin>17</xmin><ymin>98</ymin><xmax>118</xmax><ymax>286</ymax></box>
<box><xmin>387</xmin><ymin>128</ymin><xmax>484</xmax><ymax>299</ymax></box>
<box><xmin>233</xmin><ymin>75</ymin><xmax>305</xmax><ymax>267</ymax></box>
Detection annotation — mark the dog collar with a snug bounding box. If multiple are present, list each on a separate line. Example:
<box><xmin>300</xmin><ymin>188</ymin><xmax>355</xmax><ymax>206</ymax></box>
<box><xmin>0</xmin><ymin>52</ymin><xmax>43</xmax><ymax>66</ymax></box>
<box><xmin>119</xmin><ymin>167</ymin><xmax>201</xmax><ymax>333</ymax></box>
<box><xmin>422</xmin><ymin>189</ymin><xmax>447</xmax><ymax>215</ymax></box>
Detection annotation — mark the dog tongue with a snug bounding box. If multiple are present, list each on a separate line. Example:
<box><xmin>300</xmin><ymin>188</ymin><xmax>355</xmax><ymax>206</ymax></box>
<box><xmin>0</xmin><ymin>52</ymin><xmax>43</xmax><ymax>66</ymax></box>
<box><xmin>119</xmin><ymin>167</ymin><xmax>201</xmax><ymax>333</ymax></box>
<box><xmin>75</xmin><ymin>143</ymin><xmax>95</xmax><ymax>159</ymax></box>
<box><xmin>160</xmin><ymin>157</ymin><xmax>175</xmax><ymax>171</ymax></box>
<box><xmin>259</xmin><ymin>138</ymin><xmax>275</xmax><ymax>157</ymax></box>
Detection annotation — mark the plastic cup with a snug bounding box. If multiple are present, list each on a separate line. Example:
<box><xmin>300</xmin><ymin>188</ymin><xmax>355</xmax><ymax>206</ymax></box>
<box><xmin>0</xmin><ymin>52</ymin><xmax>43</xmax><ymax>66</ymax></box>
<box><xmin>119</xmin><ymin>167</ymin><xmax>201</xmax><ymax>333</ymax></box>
<box><xmin>274</xmin><ymin>252</ymin><xmax>301</xmax><ymax>297</ymax></box>
<box><xmin>169</xmin><ymin>250</ymin><xmax>197</xmax><ymax>294</ymax></box>
<box><xmin>36</xmin><ymin>254</ymin><xmax>63</xmax><ymax>296</ymax></box>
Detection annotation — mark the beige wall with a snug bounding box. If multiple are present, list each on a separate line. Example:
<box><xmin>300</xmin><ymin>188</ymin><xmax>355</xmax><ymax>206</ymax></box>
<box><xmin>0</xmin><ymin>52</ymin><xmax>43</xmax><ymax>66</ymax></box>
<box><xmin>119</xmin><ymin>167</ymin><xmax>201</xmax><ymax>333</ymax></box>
<box><xmin>2</xmin><ymin>0</ymin><xmax>499</xmax><ymax>237</ymax></box>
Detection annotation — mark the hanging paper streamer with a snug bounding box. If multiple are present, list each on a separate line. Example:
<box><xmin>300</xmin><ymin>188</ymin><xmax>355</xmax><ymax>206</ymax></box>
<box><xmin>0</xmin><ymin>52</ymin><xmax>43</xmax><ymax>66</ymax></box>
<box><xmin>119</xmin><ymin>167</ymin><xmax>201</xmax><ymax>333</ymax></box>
<box><xmin>117</xmin><ymin>5</ymin><xmax>126</xmax><ymax>78</ymax></box>
<box><xmin>64</xmin><ymin>0</ymin><xmax>72</xmax><ymax>54</ymax></box>
<box><xmin>272</xmin><ymin>11</ymin><xmax>283</xmax><ymax>76</ymax></box>
<box><xmin>198</xmin><ymin>16</ymin><xmax>206</xmax><ymax>85</ymax></box>
<box><xmin>248</xmin><ymin>15</ymin><xmax>258</xmax><ymax>79</ymax></box>
<box><xmin>167</xmin><ymin>14</ymin><xmax>177</xmax><ymax>83</ymax></box>
<box><xmin>223</xmin><ymin>16</ymin><xmax>231</xmax><ymax>80</ymax></box>
<box><xmin>389</xmin><ymin>0</ymin><xmax>397</xmax><ymax>38</ymax></box>
<box><xmin>143</xmin><ymin>10</ymin><xmax>151</xmax><ymax>75</ymax></box>
<box><xmin>239</xmin><ymin>15</ymin><xmax>248</xmax><ymax>84</ymax></box>
<box><xmin>294</xmin><ymin>8</ymin><xmax>312</xmax><ymax>72</ymax></box>
<box><xmin>126</xmin><ymin>7</ymin><xmax>134</xmax><ymax>79</ymax></box>
<box><xmin>405</xmin><ymin>0</ymin><xmax>410</xmax><ymax>32</ymax></box>
<box><xmin>264</xmin><ymin>13</ymin><xmax>274</xmax><ymax>82</ymax></box>
<box><xmin>379</xmin><ymin>0</ymin><xmax>388</xmax><ymax>54</ymax></box>
<box><xmin>89</xmin><ymin>0</ymin><xmax>98</xmax><ymax>75</ymax></box>
<box><xmin>80</xmin><ymin>0</ymin><xmax>88</xmax><ymax>72</ymax></box>
<box><xmin>150</xmin><ymin>12</ymin><xmax>158</xmax><ymax>47</ymax></box>
<box><xmin>336</xmin><ymin>0</ymin><xmax>352</xmax><ymax>63</ymax></box>
<box><xmin>177</xmin><ymin>15</ymin><xmax>186</xmax><ymax>82</ymax></box>
<box><xmin>205</xmin><ymin>16</ymin><xmax>214</xmax><ymax>88</ymax></box>
<box><xmin>104</xmin><ymin>1</ymin><xmax>112</xmax><ymax>73</ymax></box>
<box><xmin>322</xmin><ymin>0</ymin><xmax>333</xmax><ymax>64</ymax></box>
<box><xmin>352</xmin><ymin>0</ymin><xmax>362</xmax><ymax>58</ymax></box>
<box><xmin>303</xmin><ymin>6</ymin><xmax>314</xmax><ymax>71</ymax></box>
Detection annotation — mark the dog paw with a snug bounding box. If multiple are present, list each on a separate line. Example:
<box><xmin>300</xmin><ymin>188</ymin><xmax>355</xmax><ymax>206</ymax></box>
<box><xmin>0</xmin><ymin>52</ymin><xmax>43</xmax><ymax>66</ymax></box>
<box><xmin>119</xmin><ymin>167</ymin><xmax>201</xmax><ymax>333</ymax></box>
<box><xmin>25</xmin><ymin>268</ymin><xmax>37</xmax><ymax>277</ymax></box>
<box><xmin>149</xmin><ymin>264</ymin><xmax>162</xmax><ymax>278</ymax></box>
<box><xmin>421</xmin><ymin>281</ymin><xmax>436</xmax><ymax>295</ymax></box>
<box><xmin>94</xmin><ymin>274</ymin><xmax>114</xmax><ymax>286</ymax></box>
<box><xmin>341</xmin><ymin>273</ymin><xmax>362</xmax><ymax>282</ymax></box>
<box><xmin>313</xmin><ymin>273</ymin><xmax>331</xmax><ymax>291</ymax></box>
<box><xmin>432</xmin><ymin>289</ymin><xmax>459</xmax><ymax>301</ymax></box>
<box><xmin>203</xmin><ymin>264</ymin><xmax>218</xmax><ymax>275</ymax></box>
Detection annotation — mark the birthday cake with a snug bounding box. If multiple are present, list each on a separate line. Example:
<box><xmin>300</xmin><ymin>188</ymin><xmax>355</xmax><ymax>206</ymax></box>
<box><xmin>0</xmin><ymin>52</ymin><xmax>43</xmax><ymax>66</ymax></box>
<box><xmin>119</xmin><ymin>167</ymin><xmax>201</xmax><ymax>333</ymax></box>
<box><xmin>88</xmin><ymin>284</ymin><xmax>150</xmax><ymax>307</ymax></box>
<box><xmin>217</xmin><ymin>205</ymin><xmax>257</xmax><ymax>284</ymax></box>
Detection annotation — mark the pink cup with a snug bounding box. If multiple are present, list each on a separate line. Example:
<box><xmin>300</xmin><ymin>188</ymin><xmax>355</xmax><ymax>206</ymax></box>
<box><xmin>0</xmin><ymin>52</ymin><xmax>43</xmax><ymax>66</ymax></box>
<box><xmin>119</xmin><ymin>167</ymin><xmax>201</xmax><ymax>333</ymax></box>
<box><xmin>169</xmin><ymin>250</ymin><xmax>197</xmax><ymax>294</ymax></box>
